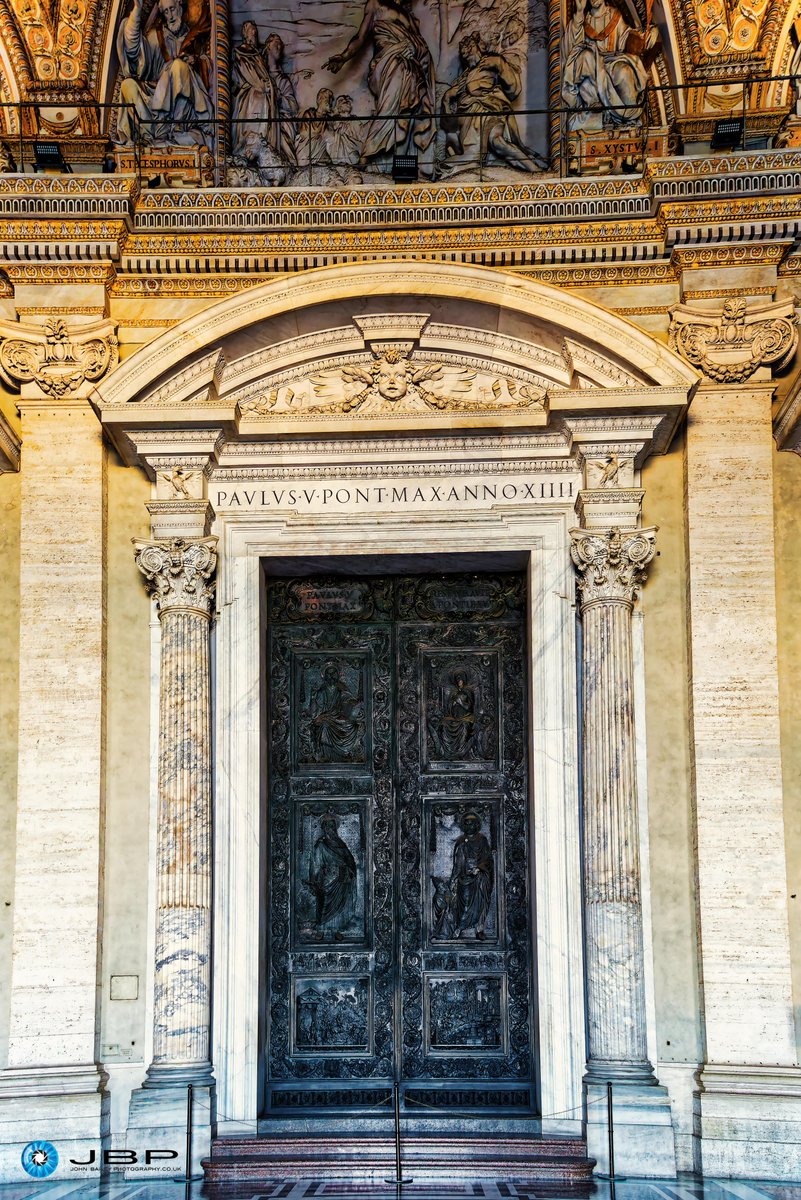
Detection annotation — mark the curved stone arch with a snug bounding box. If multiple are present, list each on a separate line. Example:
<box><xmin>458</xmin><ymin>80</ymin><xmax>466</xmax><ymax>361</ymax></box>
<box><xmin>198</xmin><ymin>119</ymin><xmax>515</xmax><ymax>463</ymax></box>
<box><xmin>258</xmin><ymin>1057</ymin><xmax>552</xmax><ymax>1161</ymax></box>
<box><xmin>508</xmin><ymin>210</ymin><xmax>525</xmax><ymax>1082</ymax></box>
<box><xmin>96</xmin><ymin>260</ymin><xmax>698</xmax><ymax>409</ymax></box>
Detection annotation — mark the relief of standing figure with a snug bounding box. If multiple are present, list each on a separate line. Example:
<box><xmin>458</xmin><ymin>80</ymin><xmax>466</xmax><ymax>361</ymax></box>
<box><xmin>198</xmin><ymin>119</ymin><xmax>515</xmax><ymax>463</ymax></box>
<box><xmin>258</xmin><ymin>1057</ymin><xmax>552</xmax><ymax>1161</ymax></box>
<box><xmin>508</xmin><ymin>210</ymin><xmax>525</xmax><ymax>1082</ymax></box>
<box><xmin>323</xmin><ymin>0</ymin><xmax>435</xmax><ymax>167</ymax></box>
<box><xmin>307</xmin><ymin>814</ymin><xmax>358</xmax><ymax>940</ymax></box>
<box><xmin>440</xmin><ymin>812</ymin><xmax>494</xmax><ymax>940</ymax></box>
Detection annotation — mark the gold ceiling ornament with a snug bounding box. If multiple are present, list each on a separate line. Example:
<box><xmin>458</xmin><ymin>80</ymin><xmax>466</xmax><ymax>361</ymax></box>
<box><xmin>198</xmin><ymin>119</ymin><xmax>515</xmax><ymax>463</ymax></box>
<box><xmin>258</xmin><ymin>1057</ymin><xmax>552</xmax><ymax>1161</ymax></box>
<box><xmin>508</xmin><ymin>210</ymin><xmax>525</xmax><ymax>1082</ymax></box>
<box><xmin>669</xmin><ymin>296</ymin><xmax>799</xmax><ymax>383</ymax></box>
<box><xmin>0</xmin><ymin>315</ymin><xmax>118</xmax><ymax>396</ymax></box>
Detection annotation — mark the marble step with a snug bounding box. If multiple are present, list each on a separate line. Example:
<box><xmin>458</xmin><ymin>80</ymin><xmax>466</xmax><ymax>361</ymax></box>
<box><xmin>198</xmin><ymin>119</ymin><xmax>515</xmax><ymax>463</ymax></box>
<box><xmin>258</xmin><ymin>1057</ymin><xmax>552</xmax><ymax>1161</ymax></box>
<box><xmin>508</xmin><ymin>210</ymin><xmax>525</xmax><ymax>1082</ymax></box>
<box><xmin>203</xmin><ymin>1133</ymin><xmax>595</xmax><ymax>1186</ymax></box>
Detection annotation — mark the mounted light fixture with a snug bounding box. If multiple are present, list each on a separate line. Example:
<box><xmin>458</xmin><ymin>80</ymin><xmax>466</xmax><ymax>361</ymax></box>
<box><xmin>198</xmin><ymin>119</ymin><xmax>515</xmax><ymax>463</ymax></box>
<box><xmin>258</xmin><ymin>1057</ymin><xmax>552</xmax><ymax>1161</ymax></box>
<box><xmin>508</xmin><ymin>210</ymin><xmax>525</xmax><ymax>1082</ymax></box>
<box><xmin>391</xmin><ymin>154</ymin><xmax>418</xmax><ymax>182</ymax></box>
<box><xmin>710</xmin><ymin>117</ymin><xmax>744</xmax><ymax>150</ymax></box>
<box><xmin>32</xmin><ymin>141</ymin><xmax>72</xmax><ymax>173</ymax></box>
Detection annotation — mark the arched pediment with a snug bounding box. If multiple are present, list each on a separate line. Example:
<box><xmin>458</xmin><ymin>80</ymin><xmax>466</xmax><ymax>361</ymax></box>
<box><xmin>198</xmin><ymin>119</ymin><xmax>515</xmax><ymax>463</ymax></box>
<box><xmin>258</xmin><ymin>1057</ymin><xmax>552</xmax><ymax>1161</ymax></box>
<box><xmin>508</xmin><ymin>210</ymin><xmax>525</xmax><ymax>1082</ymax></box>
<box><xmin>94</xmin><ymin>262</ymin><xmax>698</xmax><ymax>473</ymax></box>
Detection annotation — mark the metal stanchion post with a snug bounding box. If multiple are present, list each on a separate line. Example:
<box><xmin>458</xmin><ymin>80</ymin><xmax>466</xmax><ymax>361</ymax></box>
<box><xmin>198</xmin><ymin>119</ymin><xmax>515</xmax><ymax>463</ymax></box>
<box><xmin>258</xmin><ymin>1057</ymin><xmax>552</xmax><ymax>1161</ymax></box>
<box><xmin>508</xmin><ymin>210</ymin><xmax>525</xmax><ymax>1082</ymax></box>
<box><xmin>384</xmin><ymin>1081</ymin><xmax>412</xmax><ymax>1186</ymax></box>
<box><xmin>607</xmin><ymin>1081</ymin><xmax>615</xmax><ymax>1181</ymax></box>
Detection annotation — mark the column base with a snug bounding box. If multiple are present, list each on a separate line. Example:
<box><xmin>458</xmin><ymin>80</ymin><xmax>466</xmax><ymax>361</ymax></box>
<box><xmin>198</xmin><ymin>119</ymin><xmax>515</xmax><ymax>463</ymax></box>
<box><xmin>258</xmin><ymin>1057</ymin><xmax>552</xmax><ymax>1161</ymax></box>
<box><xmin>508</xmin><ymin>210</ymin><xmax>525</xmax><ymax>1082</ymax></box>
<box><xmin>142</xmin><ymin>1061</ymin><xmax>215</xmax><ymax>1089</ymax></box>
<box><xmin>699</xmin><ymin>1064</ymin><xmax>801</xmax><ymax>1180</ymax></box>
<box><xmin>127</xmin><ymin>1081</ymin><xmax>215</xmax><ymax>1179</ymax></box>
<box><xmin>585</xmin><ymin>1058</ymin><xmax>657</xmax><ymax>1086</ymax></box>
<box><xmin>0</xmin><ymin>1065</ymin><xmax>108</xmax><ymax>1183</ymax></box>
<box><xmin>585</xmin><ymin>1081</ymin><xmax>676</xmax><ymax>1178</ymax></box>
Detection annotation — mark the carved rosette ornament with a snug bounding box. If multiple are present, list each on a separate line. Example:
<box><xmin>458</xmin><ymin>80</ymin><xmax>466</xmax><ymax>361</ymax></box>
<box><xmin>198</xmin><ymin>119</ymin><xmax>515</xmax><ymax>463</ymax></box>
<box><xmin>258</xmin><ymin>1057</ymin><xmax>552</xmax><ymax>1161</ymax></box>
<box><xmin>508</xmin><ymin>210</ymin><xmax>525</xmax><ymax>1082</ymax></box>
<box><xmin>669</xmin><ymin>297</ymin><xmax>798</xmax><ymax>384</ymax></box>
<box><xmin>133</xmin><ymin>535</ymin><xmax>218</xmax><ymax>1089</ymax></box>
<box><xmin>570</xmin><ymin>526</ymin><xmax>657</xmax><ymax>608</ymax></box>
<box><xmin>0</xmin><ymin>317</ymin><xmax>118</xmax><ymax>397</ymax></box>
<box><xmin>570</xmin><ymin>525</ymin><xmax>657</xmax><ymax>1085</ymax></box>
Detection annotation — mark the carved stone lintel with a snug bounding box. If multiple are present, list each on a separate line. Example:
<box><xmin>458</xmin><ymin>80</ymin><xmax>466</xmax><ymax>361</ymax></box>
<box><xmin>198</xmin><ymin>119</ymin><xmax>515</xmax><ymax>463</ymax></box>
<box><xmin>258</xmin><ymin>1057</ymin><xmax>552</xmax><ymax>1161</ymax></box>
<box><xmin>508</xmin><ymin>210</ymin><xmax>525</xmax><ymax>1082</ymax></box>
<box><xmin>133</xmin><ymin>536</ymin><xmax>218</xmax><ymax>616</ymax></box>
<box><xmin>569</xmin><ymin>526</ymin><xmax>657</xmax><ymax>608</ymax></box>
<box><xmin>669</xmin><ymin>297</ymin><xmax>798</xmax><ymax>384</ymax></box>
<box><xmin>0</xmin><ymin>317</ymin><xmax>118</xmax><ymax>397</ymax></box>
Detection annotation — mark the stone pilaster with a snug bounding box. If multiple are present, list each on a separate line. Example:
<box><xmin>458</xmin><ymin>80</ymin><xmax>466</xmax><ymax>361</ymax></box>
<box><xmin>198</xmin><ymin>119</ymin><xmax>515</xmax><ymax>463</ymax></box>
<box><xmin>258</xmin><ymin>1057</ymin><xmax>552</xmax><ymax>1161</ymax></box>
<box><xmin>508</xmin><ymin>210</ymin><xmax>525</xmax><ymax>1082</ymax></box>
<box><xmin>570</xmin><ymin>526</ymin><xmax>656</xmax><ymax>1084</ymax></box>
<box><xmin>0</xmin><ymin>397</ymin><xmax>108</xmax><ymax>1179</ymax></box>
<box><xmin>132</xmin><ymin>536</ymin><xmax>217</xmax><ymax>1089</ymax></box>
<box><xmin>570</xmin><ymin>522</ymin><xmax>676</xmax><ymax>1177</ymax></box>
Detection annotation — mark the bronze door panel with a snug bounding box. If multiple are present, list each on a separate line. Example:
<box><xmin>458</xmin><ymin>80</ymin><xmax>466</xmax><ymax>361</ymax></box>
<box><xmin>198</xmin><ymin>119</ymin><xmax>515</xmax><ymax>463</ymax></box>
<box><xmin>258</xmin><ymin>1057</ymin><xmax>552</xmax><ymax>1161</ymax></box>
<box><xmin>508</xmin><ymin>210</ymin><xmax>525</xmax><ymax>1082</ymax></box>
<box><xmin>264</xmin><ymin>573</ymin><xmax>535</xmax><ymax>1116</ymax></box>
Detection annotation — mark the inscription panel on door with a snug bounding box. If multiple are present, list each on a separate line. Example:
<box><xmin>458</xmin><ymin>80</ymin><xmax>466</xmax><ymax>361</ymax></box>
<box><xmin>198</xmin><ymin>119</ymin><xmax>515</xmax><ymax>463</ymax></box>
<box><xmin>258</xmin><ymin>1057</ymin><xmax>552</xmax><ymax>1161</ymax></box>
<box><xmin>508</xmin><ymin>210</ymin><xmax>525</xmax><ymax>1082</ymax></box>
<box><xmin>265</xmin><ymin>573</ymin><xmax>534</xmax><ymax>1115</ymax></box>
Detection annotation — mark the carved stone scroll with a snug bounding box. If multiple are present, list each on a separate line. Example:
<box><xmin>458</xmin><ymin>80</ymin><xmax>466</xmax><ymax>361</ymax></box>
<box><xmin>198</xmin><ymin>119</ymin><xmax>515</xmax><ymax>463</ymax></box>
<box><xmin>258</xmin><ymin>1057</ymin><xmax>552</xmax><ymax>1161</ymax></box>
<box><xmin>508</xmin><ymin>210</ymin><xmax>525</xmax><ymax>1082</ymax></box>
<box><xmin>570</xmin><ymin>526</ymin><xmax>657</xmax><ymax>1084</ymax></box>
<box><xmin>133</xmin><ymin>536</ymin><xmax>218</xmax><ymax>1088</ymax></box>
<box><xmin>669</xmin><ymin>297</ymin><xmax>798</xmax><ymax>383</ymax></box>
<box><xmin>0</xmin><ymin>317</ymin><xmax>118</xmax><ymax>397</ymax></box>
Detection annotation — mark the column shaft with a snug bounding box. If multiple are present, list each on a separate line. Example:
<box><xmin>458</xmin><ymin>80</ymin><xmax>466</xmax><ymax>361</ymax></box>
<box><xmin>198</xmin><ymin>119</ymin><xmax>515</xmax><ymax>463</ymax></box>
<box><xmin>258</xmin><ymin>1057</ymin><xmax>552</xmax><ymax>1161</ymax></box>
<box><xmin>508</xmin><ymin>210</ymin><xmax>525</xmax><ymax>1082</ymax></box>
<box><xmin>134</xmin><ymin>537</ymin><xmax>217</xmax><ymax>1088</ymax></box>
<box><xmin>582</xmin><ymin>598</ymin><xmax>649</xmax><ymax>1076</ymax></box>
<box><xmin>571</xmin><ymin>526</ymin><xmax>656</xmax><ymax>1085</ymax></box>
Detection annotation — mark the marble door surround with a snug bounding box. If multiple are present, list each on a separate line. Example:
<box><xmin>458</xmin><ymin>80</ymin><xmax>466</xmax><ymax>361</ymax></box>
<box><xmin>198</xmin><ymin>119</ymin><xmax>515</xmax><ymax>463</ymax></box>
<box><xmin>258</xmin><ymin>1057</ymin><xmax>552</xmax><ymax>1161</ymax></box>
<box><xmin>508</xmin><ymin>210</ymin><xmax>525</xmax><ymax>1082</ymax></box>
<box><xmin>83</xmin><ymin>261</ymin><xmax>711</xmax><ymax>1179</ymax></box>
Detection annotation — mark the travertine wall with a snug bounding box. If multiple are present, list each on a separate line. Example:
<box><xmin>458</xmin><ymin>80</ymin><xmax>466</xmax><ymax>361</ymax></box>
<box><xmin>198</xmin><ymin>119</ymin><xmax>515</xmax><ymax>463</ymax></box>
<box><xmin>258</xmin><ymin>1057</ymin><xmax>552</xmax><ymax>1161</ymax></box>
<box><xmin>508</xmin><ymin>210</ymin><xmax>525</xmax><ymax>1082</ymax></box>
<box><xmin>773</xmin><ymin>447</ymin><xmax>801</xmax><ymax>1062</ymax></box>
<box><xmin>642</xmin><ymin>434</ymin><xmax>702</xmax><ymax>1065</ymax></box>
<box><xmin>99</xmin><ymin>455</ymin><xmax>152</xmax><ymax>1068</ymax></box>
<box><xmin>0</xmin><ymin>467</ymin><xmax>21</xmax><ymax>1072</ymax></box>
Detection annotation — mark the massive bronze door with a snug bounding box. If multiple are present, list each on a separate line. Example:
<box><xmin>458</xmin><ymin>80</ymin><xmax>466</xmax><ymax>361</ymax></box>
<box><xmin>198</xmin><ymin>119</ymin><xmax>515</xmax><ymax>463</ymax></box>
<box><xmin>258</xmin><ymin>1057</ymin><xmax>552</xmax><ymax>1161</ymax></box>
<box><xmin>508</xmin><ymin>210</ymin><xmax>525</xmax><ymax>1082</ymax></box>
<box><xmin>264</xmin><ymin>572</ymin><xmax>536</xmax><ymax>1121</ymax></box>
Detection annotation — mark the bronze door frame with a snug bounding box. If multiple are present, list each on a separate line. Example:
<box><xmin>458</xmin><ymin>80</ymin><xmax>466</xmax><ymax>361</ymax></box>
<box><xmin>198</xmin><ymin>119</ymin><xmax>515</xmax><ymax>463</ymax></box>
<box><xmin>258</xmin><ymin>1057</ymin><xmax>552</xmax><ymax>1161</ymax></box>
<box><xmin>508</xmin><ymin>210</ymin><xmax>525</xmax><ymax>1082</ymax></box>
<box><xmin>262</xmin><ymin>570</ymin><xmax>537</xmax><ymax>1121</ymax></box>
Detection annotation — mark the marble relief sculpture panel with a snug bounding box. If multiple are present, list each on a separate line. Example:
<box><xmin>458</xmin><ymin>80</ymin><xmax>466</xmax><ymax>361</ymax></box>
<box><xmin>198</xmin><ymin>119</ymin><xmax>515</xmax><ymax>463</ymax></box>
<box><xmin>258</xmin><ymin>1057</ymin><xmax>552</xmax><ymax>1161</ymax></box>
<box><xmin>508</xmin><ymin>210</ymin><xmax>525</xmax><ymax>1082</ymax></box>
<box><xmin>115</xmin><ymin>0</ymin><xmax>214</xmax><ymax>147</ymax></box>
<box><xmin>561</xmin><ymin>0</ymin><xmax>658</xmax><ymax>132</ymax></box>
<box><xmin>227</xmin><ymin>0</ymin><xmax>549</xmax><ymax>183</ymax></box>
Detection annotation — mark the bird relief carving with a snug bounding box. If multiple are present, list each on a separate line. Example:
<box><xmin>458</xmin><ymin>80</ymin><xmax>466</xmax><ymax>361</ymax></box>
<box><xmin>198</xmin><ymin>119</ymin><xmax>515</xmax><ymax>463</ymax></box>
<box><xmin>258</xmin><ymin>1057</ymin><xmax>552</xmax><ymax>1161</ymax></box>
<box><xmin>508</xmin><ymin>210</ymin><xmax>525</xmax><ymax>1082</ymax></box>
<box><xmin>240</xmin><ymin>345</ymin><xmax>546</xmax><ymax>419</ymax></box>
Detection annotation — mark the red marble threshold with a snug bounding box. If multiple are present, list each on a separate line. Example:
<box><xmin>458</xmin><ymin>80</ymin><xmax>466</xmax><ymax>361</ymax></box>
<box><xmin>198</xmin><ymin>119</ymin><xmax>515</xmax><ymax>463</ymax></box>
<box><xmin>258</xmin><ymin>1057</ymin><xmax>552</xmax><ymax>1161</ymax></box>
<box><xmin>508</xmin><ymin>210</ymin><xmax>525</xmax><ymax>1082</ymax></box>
<box><xmin>202</xmin><ymin>1134</ymin><xmax>595</xmax><ymax>1188</ymax></box>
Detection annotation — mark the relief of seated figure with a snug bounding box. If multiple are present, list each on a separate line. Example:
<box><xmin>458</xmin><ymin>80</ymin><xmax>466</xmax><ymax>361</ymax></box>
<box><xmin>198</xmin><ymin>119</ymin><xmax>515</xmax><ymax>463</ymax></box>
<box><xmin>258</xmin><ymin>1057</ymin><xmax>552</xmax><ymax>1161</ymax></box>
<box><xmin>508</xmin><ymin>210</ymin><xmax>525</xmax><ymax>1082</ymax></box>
<box><xmin>440</xmin><ymin>32</ymin><xmax>543</xmax><ymax>175</ymax></box>
<box><xmin>115</xmin><ymin>0</ymin><xmax>213</xmax><ymax>147</ymax></box>
<box><xmin>561</xmin><ymin>0</ymin><xmax>658</xmax><ymax>131</ymax></box>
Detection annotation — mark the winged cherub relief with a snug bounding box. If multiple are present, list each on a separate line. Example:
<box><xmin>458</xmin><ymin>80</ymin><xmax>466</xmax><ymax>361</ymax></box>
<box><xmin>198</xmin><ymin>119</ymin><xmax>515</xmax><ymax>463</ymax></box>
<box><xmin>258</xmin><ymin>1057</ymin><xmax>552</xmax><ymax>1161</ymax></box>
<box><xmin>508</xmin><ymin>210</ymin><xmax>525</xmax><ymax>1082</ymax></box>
<box><xmin>309</xmin><ymin>346</ymin><xmax>474</xmax><ymax>414</ymax></box>
<box><xmin>238</xmin><ymin>345</ymin><xmax>548</xmax><ymax>419</ymax></box>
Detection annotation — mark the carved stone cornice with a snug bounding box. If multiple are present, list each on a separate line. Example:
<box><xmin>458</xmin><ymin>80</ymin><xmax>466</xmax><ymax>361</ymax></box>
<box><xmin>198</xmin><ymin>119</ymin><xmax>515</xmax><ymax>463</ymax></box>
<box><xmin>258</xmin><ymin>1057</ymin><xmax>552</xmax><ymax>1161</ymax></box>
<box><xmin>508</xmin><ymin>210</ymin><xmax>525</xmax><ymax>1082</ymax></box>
<box><xmin>569</xmin><ymin>527</ymin><xmax>657</xmax><ymax>608</ymax></box>
<box><xmin>0</xmin><ymin>317</ymin><xmax>118</xmax><ymax>398</ymax></box>
<box><xmin>132</xmin><ymin>537</ymin><xmax>218</xmax><ymax>617</ymax></box>
<box><xmin>669</xmin><ymin>297</ymin><xmax>798</xmax><ymax>383</ymax></box>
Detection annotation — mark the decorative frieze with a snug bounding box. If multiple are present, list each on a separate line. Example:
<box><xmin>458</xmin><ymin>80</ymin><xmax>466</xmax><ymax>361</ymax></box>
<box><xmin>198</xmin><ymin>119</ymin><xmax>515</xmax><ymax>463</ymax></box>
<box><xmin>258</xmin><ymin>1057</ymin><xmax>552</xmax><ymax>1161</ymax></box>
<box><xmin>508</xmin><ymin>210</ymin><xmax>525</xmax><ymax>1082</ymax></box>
<box><xmin>669</xmin><ymin>297</ymin><xmax>798</xmax><ymax>383</ymax></box>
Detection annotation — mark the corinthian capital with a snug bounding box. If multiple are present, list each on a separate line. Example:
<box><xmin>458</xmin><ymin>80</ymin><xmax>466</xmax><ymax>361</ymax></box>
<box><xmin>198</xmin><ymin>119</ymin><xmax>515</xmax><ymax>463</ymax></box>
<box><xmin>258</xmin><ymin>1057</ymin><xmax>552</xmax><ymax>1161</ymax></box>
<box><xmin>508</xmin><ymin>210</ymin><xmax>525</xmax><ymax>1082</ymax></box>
<box><xmin>570</xmin><ymin>527</ymin><xmax>657</xmax><ymax>607</ymax></box>
<box><xmin>133</xmin><ymin>536</ymin><xmax>218</xmax><ymax>616</ymax></box>
<box><xmin>669</xmin><ymin>297</ymin><xmax>798</xmax><ymax>384</ymax></box>
<box><xmin>0</xmin><ymin>317</ymin><xmax>118</xmax><ymax>397</ymax></box>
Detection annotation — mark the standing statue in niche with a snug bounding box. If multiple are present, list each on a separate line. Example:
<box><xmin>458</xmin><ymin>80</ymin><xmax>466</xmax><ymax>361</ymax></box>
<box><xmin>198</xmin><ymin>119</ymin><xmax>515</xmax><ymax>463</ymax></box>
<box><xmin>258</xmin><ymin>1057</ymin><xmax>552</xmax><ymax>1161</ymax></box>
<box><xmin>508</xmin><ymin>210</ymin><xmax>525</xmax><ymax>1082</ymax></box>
<box><xmin>116</xmin><ymin>0</ymin><xmax>213</xmax><ymax>146</ymax></box>
<box><xmin>561</xmin><ymin>0</ymin><xmax>657</xmax><ymax>131</ymax></box>
<box><xmin>323</xmin><ymin>0</ymin><xmax>435</xmax><ymax>168</ymax></box>
<box><xmin>440</xmin><ymin>32</ymin><xmax>543</xmax><ymax>174</ymax></box>
<box><xmin>306</xmin><ymin>814</ymin><xmax>357</xmax><ymax>940</ymax></box>
<box><xmin>449</xmin><ymin>812</ymin><xmax>494</xmax><ymax>940</ymax></box>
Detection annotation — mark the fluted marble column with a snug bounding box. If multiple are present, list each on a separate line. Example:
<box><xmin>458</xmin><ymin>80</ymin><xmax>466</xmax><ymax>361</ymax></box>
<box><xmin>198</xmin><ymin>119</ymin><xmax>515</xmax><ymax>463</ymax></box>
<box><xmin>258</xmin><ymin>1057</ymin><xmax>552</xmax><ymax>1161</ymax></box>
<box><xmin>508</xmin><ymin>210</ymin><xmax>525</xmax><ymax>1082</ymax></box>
<box><xmin>570</xmin><ymin>526</ymin><xmax>656</xmax><ymax>1085</ymax></box>
<box><xmin>133</xmin><ymin>535</ymin><xmax>218</xmax><ymax>1088</ymax></box>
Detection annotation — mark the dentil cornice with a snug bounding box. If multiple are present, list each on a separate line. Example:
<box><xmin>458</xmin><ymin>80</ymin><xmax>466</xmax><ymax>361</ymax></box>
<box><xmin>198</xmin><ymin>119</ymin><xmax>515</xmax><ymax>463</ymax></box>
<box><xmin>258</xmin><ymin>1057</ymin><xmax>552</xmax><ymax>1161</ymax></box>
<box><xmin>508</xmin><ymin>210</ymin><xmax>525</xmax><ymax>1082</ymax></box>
<box><xmin>569</xmin><ymin>527</ymin><xmax>658</xmax><ymax>608</ymax></box>
<box><xmin>132</xmin><ymin>537</ymin><xmax>218</xmax><ymax>617</ymax></box>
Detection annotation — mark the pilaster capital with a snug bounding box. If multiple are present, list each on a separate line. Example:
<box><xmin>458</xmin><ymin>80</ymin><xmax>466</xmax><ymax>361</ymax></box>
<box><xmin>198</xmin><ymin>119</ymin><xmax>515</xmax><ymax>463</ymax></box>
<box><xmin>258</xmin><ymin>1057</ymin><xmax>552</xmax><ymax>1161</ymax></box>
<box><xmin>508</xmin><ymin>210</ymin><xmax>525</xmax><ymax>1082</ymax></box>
<box><xmin>0</xmin><ymin>316</ymin><xmax>118</xmax><ymax>398</ymax></box>
<box><xmin>132</xmin><ymin>536</ymin><xmax>218</xmax><ymax>617</ymax></box>
<box><xmin>669</xmin><ymin>297</ymin><xmax>798</xmax><ymax>384</ymax></box>
<box><xmin>569</xmin><ymin>526</ymin><xmax>657</xmax><ymax>608</ymax></box>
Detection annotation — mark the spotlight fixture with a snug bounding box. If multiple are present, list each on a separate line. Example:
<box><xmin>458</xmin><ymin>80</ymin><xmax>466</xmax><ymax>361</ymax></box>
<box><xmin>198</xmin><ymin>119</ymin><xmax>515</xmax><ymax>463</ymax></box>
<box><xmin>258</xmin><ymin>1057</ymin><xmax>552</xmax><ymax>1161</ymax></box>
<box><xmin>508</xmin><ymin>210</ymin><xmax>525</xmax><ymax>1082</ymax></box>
<box><xmin>391</xmin><ymin>153</ymin><xmax>418</xmax><ymax>182</ymax></box>
<box><xmin>710</xmin><ymin>117</ymin><xmax>744</xmax><ymax>151</ymax></box>
<box><xmin>32</xmin><ymin>141</ymin><xmax>72</xmax><ymax>173</ymax></box>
